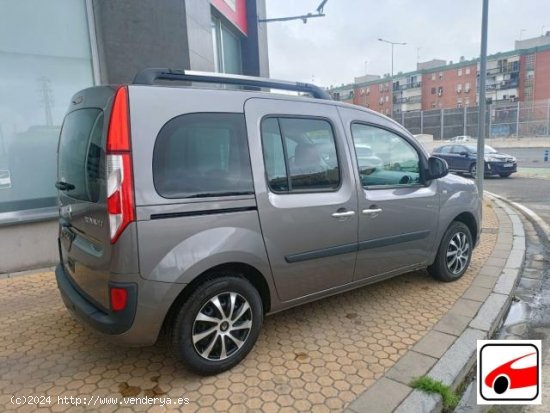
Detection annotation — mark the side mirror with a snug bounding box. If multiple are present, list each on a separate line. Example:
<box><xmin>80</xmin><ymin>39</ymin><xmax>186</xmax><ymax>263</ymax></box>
<box><xmin>427</xmin><ymin>156</ymin><xmax>449</xmax><ymax>180</ymax></box>
<box><xmin>460</xmin><ymin>151</ymin><xmax>469</xmax><ymax>156</ymax></box>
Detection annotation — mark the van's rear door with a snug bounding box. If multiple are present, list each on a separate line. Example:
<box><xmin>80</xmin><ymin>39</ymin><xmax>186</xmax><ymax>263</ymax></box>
<box><xmin>57</xmin><ymin>87</ymin><xmax>116</xmax><ymax>311</ymax></box>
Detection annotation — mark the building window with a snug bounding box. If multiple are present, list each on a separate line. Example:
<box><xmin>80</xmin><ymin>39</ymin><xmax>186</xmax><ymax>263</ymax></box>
<box><xmin>431</xmin><ymin>73</ymin><xmax>436</xmax><ymax>81</ymax></box>
<box><xmin>465</xmin><ymin>67</ymin><xmax>471</xmax><ymax>75</ymax></box>
<box><xmin>437</xmin><ymin>86</ymin><xmax>443</xmax><ymax>96</ymax></box>
<box><xmin>439</xmin><ymin>72</ymin><xmax>443</xmax><ymax>79</ymax></box>
<box><xmin>385</xmin><ymin>95</ymin><xmax>389</xmax><ymax>102</ymax></box>
<box><xmin>360</xmin><ymin>88</ymin><xmax>365</xmax><ymax>96</ymax></box>
<box><xmin>465</xmin><ymin>82</ymin><xmax>471</xmax><ymax>92</ymax></box>
<box><xmin>457</xmin><ymin>83</ymin><xmax>462</xmax><ymax>93</ymax></box>
<box><xmin>465</xmin><ymin>97</ymin><xmax>470</xmax><ymax>106</ymax></box>
<box><xmin>458</xmin><ymin>68</ymin><xmax>463</xmax><ymax>76</ymax></box>
<box><xmin>366</xmin><ymin>87</ymin><xmax>370</xmax><ymax>95</ymax></box>
<box><xmin>431</xmin><ymin>102</ymin><xmax>436</xmax><ymax>108</ymax></box>
<box><xmin>457</xmin><ymin>99</ymin><xmax>463</xmax><ymax>108</ymax></box>
<box><xmin>0</xmin><ymin>0</ymin><xmax>95</xmax><ymax>219</ymax></box>
<box><xmin>211</xmin><ymin>14</ymin><xmax>243</xmax><ymax>74</ymax></box>
<box><xmin>379</xmin><ymin>97</ymin><xmax>384</xmax><ymax>105</ymax></box>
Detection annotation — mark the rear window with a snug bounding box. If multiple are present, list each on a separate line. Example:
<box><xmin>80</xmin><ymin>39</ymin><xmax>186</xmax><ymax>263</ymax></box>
<box><xmin>58</xmin><ymin>109</ymin><xmax>104</xmax><ymax>202</ymax></box>
<box><xmin>153</xmin><ymin>113</ymin><xmax>253</xmax><ymax>198</ymax></box>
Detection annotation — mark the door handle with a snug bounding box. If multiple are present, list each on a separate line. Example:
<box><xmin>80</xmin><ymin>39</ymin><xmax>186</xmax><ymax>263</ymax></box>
<box><xmin>362</xmin><ymin>208</ymin><xmax>383</xmax><ymax>215</ymax></box>
<box><xmin>331</xmin><ymin>210</ymin><xmax>356</xmax><ymax>218</ymax></box>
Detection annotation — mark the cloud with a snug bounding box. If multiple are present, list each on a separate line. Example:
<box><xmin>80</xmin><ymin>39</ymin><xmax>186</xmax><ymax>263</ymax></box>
<box><xmin>265</xmin><ymin>0</ymin><xmax>550</xmax><ymax>87</ymax></box>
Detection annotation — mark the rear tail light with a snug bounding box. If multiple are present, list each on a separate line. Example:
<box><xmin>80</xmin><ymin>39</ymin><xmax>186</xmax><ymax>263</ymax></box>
<box><xmin>110</xmin><ymin>287</ymin><xmax>128</xmax><ymax>312</ymax></box>
<box><xmin>106</xmin><ymin>86</ymin><xmax>135</xmax><ymax>244</ymax></box>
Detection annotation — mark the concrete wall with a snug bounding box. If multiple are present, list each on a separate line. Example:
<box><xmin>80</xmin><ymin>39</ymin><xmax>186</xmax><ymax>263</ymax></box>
<box><xmin>0</xmin><ymin>220</ymin><xmax>57</xmax><ymax>274</ymax></box>
<box><xmin>92</xmin><ymin>0</ymin><xmax>191</xmax><ymax>84</ymax></box>
<box><xmin>91</xmin><ymin>0</ymin><xmax>268</xmax><ymax>83</ymax></box>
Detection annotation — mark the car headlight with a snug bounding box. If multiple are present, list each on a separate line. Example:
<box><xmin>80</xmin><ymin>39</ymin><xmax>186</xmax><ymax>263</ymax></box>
<box><xmin>485</xmin><ymin>156</ymin><xmax>499</xmax><ymax>162</ymax></box>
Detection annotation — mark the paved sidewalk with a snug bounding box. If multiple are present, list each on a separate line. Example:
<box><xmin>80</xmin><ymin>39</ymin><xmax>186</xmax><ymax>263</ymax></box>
<box><xmin>0</xmin><ymin>202</ymin><xmax>501</xmax><ymax>413</ymax></box>
<box><xmin>345</xmin><ymin>198</ymin><xmax>525</xmax><ymax>413</ymax></box>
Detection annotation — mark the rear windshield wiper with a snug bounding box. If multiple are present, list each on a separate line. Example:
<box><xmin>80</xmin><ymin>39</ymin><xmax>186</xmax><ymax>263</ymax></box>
<box><xmin>185</xmin><ymin>191</ymin><xmax>254</xmax><ymax>199</ymax></box>
<box><xmin>55</xmin><ymin>181</ymin><xmax>76</xmax><ymax>191</ymax></box>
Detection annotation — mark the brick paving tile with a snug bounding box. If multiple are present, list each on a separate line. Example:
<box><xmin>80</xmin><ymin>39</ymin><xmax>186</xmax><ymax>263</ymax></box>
<box><xmin>0</xmin><ymin>202</ymin><xmax>498</xmax><ymax>412</ymax></box>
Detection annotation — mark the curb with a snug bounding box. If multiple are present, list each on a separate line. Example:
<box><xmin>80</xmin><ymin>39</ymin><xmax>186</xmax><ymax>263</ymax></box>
<box><xmin>345</xmin><ymin>198</ymin><xmax>526</xmax><ymax>413</ymax></box>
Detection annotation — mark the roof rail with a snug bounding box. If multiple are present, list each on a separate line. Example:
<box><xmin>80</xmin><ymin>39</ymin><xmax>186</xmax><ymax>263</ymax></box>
<box><xmin>132</xmin><ymin>68</ymin><xmax>332</xmax><ymax>100</ymax></box>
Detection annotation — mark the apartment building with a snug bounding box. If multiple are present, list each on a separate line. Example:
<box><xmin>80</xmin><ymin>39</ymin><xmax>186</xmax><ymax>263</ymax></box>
<box><xmin>421</xmin><ymin>60</ymin><xmax>477</xmax><ymax>110</ymax></box>
<box><xmin>330</xmin><ymin>33</ymin><xmax>550</xmax><ymax>115</ymax></box>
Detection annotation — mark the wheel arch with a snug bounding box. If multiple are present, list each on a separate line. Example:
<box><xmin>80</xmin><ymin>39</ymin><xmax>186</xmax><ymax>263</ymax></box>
<box><xmin>453</xmin><ymin>211</ymin><xmax>479</xmax><ymax>245</ymax></box>
<box><xmin>161</xmin><ymin>262</ymin><xmax>271</xmax><ymax>334</ymax></box>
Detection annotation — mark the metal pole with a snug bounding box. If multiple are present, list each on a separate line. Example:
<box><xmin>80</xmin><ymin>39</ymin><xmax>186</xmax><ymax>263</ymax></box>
<box><xmin>488</xmin><ymin>103</ymin><xmax>492</xmax><ymax>139</ymax></box>
<box><xmin>420</xmin><ymin>110</ymin><xmax>424</xmax><ymax>134</ymax></box>
<box><xmin>464</xmin><ymin>106</ymin><xmax>467</xmax><ymax>136</ymax></box>
<box><xmin>391</xmin><ymin>43</ymin><xmax>394</xmax><ymax>78</ymax></box>
<box><xmin>440</xmin><ymin>109</ymin><xmax>445</xmax><ymax>140</ymax></box>
<box><xmin>476</xmin><ymin>0</ymin><xmax>489</xmax><ymax>196</ymax></box>
<box><xmin>547</xmin><ymin>98</ymin><xmax>550</xmax><ymax>135</ymax></box>
<box><xmin>516</xmin><ymin>101</ymin><xmax>520</xmax><ymax>136</ymax></box>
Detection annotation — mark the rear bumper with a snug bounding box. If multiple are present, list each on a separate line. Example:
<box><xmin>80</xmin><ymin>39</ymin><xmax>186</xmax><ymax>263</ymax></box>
<box><xmin>55</xmin><ymin>264</ymin><xmax>137</xmax><ymax>335</ymax></box>
<box><xmin>56</xmin><ymin>263</ymin><xmax>187</xmax><ymax>346</ymax></box>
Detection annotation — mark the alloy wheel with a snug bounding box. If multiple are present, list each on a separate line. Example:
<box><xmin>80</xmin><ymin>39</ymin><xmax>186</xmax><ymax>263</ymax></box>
<box><xmin>192</xmin><ymin>292</ymin><xmax>253</xmax><ymax>361</ymax></box>
<box><xmin>446</xmin><ymin>231</ymin><xmax>470</xmax><ymax>274</ymax></box>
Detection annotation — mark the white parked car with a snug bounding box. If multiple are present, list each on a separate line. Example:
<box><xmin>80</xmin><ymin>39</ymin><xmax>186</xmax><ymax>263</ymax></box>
<box><xmin>450</xmin><ymin>135</ymin><xmax>473</xmax><ymax>143</ymax></box>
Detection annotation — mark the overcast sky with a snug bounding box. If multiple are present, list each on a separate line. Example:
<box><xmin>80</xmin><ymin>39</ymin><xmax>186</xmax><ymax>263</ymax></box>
<box><xmin>265</xmin><ymin>0</ymin><xmax>550</xmax><ymax>88</ymax></box>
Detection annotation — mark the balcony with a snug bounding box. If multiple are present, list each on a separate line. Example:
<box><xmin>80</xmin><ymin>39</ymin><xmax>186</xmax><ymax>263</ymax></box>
<box><xmin>394</xmin><ymin>95</ymin><xmax>422</xmax><ymax>104</ymax></box>
<box><xmin>393</xmin><ymin>81</ymin><xmax>422</xmax><ymax>92</ymax></box>
<box><xmin>483</xmin><ymin>79</ymin><xmax>519</xmax><ymax>91</ymax></box>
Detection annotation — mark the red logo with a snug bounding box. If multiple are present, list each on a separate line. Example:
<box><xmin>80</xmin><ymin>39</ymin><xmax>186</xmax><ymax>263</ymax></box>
<box><xmin>477</xmin><ymin>340</ymin><xmax>541</xmax><ymax>404</ymax></box>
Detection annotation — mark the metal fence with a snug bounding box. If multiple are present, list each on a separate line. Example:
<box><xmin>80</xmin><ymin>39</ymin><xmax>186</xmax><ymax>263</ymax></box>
<box><xmin>392</xmin><ymin>99</ymin><xmax>550</xmax><ymax>140</ymax></box>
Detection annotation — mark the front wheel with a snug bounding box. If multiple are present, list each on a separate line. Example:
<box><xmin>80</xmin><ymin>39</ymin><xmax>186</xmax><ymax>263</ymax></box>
<box><xmin>170</xmin><ymin>274</ymin><xmax>263</xmax><ymax>375</ymax></box>
<box><xmin>428</xmin><ymin>221</ymin><xmax>473</xmax><ymax>282</ymax></box>
<box><xmin>469</xmin><ymin>163</ymin><xmax>477</xmax><ymax>178</ymax></box>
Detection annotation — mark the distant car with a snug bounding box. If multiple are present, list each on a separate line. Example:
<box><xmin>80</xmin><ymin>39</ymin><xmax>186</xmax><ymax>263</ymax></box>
<box><xmin>450</xmin><ymin>135</ymin><xmax>473</xmax><ymax>143</ymax></box>
<box><xmin>432</xmin><ymin>144</ymin><xmax>517</xmax><ymax>178</ymax></box>
<box><xmin>484</xmin><ymin>352</ymin><xmax>538</xmax><ymax>394</ymax></box>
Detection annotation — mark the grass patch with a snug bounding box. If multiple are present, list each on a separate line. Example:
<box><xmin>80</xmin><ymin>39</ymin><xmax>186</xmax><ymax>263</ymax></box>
<box><xmin>410</xmin><ymin>376</ymin><xmax>459</xmax><ymax>410</ymax></box>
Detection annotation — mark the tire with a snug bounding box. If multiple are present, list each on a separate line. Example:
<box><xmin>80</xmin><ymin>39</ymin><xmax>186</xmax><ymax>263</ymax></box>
<box><xmin>428</xmin><ymin>221</ymin><xmax>473</xmax><ymax>282</ymax></box>
<box><xmin>493</xmin><ymin>376</ymin><xmax>509</xmax><ymax>394</ymax></box>
<box><xmin>170</xmin><ymin>274</ymin><xmax>263</xmax><ymax>375</ymax></box>
<box><xmin>469</xmin><ymin>163</ymin><xmax>477</xmax><ymax>178</ymax></box>
<box><xmin>499</xmin><ymin>172</ymin><xmax>512</xmax><ymax>178</ymax></box>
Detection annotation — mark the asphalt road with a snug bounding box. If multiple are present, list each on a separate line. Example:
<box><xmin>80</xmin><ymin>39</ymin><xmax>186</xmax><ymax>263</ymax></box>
<box><xmin>492</xmin><ymin>147</ymin><xmax>550</xmax><ymax>169</ymax></box>
<box><xmin>484</xmin><ymin>176</ymin><xmax>550</xmax><ymax>225</ymax></box>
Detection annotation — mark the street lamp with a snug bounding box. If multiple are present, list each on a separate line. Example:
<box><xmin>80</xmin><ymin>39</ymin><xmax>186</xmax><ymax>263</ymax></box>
<box><xmin>378</xmin><ymin>38</ymin><xmax>407</xmax><ymax>78</ymax></box>
<box><xmin>378</xmin><ymin>38</ymin><xmax>406</xmax><ymax>117</ymax></box>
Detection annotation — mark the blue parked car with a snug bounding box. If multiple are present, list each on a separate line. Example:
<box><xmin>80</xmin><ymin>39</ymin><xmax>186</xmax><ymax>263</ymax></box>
<box><xmin>432</xmin><ymin>144</ymin><xmax>517</xmax><ymax>178</ymax></box>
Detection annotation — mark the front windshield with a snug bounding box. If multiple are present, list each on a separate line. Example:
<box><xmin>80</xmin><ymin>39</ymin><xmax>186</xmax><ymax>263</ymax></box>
<box><xmin>467</xmin><ymin>145</ymin><xmax>497</xmax><ymax>154</ymax></box>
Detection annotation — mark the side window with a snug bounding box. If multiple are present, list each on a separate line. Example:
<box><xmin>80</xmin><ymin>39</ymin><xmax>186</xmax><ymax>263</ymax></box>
<box><xmin>260</xmin><ymin>117</ymin><xmax>340</xmax><ymax>192</ymax></box>
<box><xmin>351</xmin><ymin>123</ymin><xmax>421</xmax><ymax>187</ymax></box>
<box><xmin>438</xmin><ymin>146</ymin><xmax>452</xmax><ymax>154</ymax></box>
<box><xmin>451</xmin><ymin>145</ymin><xmax>465</xmax><ymax>154</ymax></box>
<box><xmin>153</xmin><ymin>113</ymin><xmax>253</xmax><ymax>198</ymax></box>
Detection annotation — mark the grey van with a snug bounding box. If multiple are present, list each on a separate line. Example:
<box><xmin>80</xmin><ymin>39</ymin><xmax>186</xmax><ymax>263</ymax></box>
<box><xmin>55</xmin><ymin>69</ymin><xmax>481</xmax><ymax>375</ymax></box>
